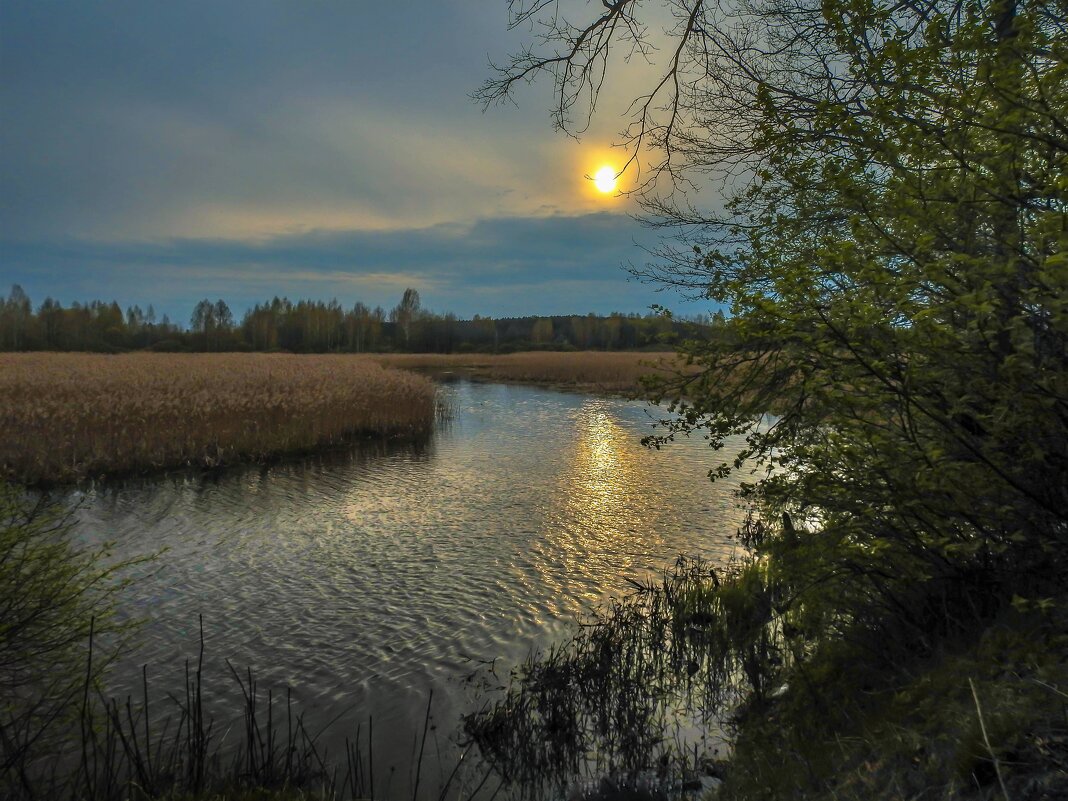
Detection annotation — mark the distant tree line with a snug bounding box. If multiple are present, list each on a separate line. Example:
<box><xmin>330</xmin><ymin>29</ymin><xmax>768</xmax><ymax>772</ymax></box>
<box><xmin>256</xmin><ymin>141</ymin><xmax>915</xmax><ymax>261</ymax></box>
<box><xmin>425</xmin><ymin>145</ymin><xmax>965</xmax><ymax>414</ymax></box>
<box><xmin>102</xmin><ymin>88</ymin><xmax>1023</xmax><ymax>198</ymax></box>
<box><xmin>0</xmin><ymin>284</ymin><xmax>724</xmax><ymax>353</ymax></box>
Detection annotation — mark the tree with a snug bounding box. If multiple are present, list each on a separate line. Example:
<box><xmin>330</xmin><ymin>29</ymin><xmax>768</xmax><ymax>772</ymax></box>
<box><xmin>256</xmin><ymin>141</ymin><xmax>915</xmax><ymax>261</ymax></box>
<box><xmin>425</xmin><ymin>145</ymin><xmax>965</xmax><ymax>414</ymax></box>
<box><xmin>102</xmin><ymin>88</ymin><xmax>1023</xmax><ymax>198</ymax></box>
<box><xmin>191</xmin><ymin>299</ymin><xmax>234</xmax><ymax>351</ymax></box>
<box><xmin>212</xmin><ymin>299</ymin><xmax>233</xmax><ymax>332</ymax></box>
<box><xmin>390</xmin><ymin>288</ymin><xmax>421</xmax><ymax>349</ymax></box>
<box><xmin>37</xmin><ymin>298</ymin><xmax>62</xmax><ymax>349</ymax></box>
<box><xmin>531</xmin><ymin>317</ymin><xmax>554</xmax><ymax>345</ymax></box>
<box><xmin>190</xmin><ymin>299</ymin><xmax>215</xmax><ymax>336</ymax></box>
<box><xmin>91</xmin><ymin>301</ymin><xmax>127</xmax><ymax>349</ymax></box>
<box><xmin>467</xmin><ymin>0</ymin><xmax>1068</xmax><ymax>789</ymax></box>
<box><xmin>0</xmin><ymin>286</ymin><xmax>33</xmax><ymax>351</ymax></box>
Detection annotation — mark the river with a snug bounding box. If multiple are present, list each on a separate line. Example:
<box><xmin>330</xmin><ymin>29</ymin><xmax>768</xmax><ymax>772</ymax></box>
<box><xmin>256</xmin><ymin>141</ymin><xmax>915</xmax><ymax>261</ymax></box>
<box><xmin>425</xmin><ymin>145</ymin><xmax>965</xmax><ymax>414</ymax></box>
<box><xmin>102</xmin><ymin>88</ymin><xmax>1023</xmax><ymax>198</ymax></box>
<box><xmin>67</xmin><ymin>380</ymin><xmax>750</xmax><ymax>794</ymax></box>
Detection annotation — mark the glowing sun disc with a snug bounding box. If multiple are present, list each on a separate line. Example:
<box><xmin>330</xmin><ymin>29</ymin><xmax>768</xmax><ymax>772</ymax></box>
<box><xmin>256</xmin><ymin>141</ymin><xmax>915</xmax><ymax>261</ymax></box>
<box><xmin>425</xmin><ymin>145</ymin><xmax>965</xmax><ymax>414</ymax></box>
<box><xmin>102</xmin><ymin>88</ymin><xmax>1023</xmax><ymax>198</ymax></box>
<box><xmin>593</xmin><ymin>166</ymin><xmax>618</xmax><ymax>193</ymax></box>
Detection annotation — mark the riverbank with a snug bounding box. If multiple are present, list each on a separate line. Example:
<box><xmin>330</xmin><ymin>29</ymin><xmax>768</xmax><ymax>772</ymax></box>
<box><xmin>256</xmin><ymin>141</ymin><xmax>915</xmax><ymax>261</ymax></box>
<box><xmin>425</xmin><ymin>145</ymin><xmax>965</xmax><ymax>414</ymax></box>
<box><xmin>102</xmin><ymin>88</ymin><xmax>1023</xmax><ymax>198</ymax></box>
<box><xmin>461</xmin><ymin>546</ymin><xmax>1068</xmax><ymax>800</ymax></box>
<box><xmin>374</xmin><ymin>351</ymin><xmax>682</xmax><ymax>395</ymax></box>
<box><xmin>0</xmin><ymin>353</ymin><xmax>438</xmax><ymax>484</ymax></box>
<box><xmin>714</xmin><ymin>600</ymin><xmax>1068</xmax><ymax>800</ymax></box>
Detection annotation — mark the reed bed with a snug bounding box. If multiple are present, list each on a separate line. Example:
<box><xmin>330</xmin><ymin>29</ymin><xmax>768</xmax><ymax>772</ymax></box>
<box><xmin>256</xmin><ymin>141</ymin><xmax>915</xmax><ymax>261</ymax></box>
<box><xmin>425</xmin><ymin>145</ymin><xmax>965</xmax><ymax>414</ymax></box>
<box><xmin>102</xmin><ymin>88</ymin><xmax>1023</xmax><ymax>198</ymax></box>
<box><xmin>0</xmin><ymin>353</ymin><xmax>438</xmax><ymax>484</ymax></box>
<box><xmin>375</xmin><ymin>352</ymin><xmax>682</xmax><ymax>394</ymax></box>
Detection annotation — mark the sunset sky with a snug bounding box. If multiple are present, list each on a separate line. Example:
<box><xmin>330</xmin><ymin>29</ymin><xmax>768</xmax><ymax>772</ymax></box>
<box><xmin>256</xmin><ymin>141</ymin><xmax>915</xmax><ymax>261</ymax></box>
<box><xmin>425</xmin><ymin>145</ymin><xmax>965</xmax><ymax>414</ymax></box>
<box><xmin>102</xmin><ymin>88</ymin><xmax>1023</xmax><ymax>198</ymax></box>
<box><xmin>1</xmin><ymin>1</ymin><xmax>716</xmax><ymax>321</ymax></box>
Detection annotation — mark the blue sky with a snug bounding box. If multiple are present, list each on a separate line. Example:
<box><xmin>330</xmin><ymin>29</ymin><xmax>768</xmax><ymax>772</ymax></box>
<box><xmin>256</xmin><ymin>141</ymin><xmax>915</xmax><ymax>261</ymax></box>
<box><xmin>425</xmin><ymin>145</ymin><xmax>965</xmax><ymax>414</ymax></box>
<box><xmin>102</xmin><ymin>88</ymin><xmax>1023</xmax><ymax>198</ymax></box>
<box><xmin>1</xmin><ymin>1</ymin><xmax>718</xmax><ymax>321</ymax></box>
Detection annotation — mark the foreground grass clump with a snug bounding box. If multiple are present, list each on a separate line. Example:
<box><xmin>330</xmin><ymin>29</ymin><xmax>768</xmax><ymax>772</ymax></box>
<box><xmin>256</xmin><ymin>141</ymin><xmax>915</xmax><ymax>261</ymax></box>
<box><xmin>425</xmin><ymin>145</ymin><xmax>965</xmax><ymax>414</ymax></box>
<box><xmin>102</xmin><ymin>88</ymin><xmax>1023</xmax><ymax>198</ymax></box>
<box><xmin>0</xmin><ymin>353</ymin><xmax>438</xmax><ymax>484</ymax></box>
<box><xmin>376</xmin><ymin>351</ymin><xmax>680</xmax><ymax>394</ymax></box>
<box><xmin>463</xmin><ymin>558</ymin><xmax>740</xmax><ymax>793</ymax></box>
<box><xmin>4</xmin><ymin>618</ymin><xmax>466</xmax><ymax>801</ymax></box>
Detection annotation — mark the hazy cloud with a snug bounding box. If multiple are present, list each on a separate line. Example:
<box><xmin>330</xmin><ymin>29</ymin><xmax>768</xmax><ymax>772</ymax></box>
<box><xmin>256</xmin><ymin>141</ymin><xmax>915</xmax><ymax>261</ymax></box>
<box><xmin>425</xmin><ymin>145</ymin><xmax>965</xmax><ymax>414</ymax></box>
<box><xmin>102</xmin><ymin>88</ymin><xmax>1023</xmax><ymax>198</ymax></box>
<box><xmin>2</xmin><ymin>213</ymin><xmax>713</xmax><ymax>320</ymax></box>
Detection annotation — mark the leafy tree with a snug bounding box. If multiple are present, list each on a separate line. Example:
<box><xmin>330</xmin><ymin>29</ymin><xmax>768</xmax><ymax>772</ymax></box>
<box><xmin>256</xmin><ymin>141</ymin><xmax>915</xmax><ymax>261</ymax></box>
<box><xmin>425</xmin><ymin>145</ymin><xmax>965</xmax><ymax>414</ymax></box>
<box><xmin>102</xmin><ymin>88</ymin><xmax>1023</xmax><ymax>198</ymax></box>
<box><xmin>37</xmin><ymin>298</ymin><xmax>63</xmax><ymax>349</ymax></box>
<box><xmin>467</xmin><ymin>0</ymin><xmax>1068</xmax><ymax>788</ymax></box>
<box><xmin>190</xmin><ymin>299</ymin><xmax>215</xmax><ymax>336</ymax></box>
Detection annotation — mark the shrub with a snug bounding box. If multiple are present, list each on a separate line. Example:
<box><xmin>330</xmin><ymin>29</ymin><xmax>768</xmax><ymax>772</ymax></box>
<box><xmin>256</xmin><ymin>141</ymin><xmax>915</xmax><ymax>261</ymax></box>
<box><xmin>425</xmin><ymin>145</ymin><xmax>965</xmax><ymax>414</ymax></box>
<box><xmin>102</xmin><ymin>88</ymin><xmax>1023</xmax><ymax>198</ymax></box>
<box><xmin>0</xmin><ymin>484</ymin><xmax>135</xmax><ymax>790</ymax></box>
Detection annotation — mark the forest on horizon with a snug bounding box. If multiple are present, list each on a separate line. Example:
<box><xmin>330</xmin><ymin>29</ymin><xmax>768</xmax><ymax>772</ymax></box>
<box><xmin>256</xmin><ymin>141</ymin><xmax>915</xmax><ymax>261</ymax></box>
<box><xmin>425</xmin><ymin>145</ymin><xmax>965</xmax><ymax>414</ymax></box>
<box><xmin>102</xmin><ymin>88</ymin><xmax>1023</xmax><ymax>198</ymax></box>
<box><xmin>0</xmin><ymin>284</ymin><xmax>723</xmax><ymax>354</ymax></box>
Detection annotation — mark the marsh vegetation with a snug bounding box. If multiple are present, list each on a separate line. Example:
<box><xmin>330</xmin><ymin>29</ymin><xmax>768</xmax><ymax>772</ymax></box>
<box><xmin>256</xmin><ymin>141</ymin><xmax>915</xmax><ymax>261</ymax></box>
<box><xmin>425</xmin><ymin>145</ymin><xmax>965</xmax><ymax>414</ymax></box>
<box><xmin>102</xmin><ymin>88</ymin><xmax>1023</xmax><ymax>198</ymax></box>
<box><xmin>375</xmin><ymin>351</ymin><xmax>681</xmax><ymax>394</ymax></box>
<box><xmin>0</xmin><ymin>353</ymin><xmax>438</xmax><ymax>484</ymax></box>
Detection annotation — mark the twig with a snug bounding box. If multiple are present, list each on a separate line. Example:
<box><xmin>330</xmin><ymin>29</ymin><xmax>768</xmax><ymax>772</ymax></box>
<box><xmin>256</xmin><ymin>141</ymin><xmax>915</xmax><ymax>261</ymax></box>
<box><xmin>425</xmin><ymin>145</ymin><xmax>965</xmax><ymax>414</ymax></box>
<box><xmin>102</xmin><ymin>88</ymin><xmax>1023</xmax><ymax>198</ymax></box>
<box><xmin>1030</xmin><ymin>677</ymin><xmax>1068</xmax><ymax>701</ymax></box>
<box><xmin>413</xmin><ymin>690</ymin><xmax>433</xmax><ymax>801</ymax></box>
<box><xmin>968</xmin><ymin>678</ymin><xmax>1010</xmax><ymax>801</ymax></box>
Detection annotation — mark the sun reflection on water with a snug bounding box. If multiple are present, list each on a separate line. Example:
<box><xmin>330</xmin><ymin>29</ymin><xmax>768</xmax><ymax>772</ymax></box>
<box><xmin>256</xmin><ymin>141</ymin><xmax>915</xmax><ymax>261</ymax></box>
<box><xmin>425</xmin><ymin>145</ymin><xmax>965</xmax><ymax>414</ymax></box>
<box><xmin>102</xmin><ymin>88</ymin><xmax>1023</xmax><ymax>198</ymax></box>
<box><xmin>520</xmin><ymin>401</ymin><xmax>693</xmax><ymax>615</ymax></box>
<box><xmin>566</xmin><ymin>405</ymin><xmax>635</xmax><ymax>524</ymax></box>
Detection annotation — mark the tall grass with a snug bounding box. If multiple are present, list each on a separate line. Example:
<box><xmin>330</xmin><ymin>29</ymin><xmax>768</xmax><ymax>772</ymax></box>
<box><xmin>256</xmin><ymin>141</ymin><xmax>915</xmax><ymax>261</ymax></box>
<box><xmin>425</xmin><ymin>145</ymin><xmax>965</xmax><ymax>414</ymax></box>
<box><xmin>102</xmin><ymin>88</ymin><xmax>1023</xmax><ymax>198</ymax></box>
<box><xmin>2</xmin><ymin>617</ymin><xmax>491</xmax><ymax>801</ymax></box>
<box><xmin>463</xmin><ymin>556</ymin><xmax>735</xmax><ymax>799</ymax></box>
<box><xmin>0</xmin><ymin>354</ymin><xmax>439</xmax><ymax>484</ymax></box>
<box><xmin>375</xmin><ymin>352</ymin><xmax>681</xmax><ymax>394</ymax></box>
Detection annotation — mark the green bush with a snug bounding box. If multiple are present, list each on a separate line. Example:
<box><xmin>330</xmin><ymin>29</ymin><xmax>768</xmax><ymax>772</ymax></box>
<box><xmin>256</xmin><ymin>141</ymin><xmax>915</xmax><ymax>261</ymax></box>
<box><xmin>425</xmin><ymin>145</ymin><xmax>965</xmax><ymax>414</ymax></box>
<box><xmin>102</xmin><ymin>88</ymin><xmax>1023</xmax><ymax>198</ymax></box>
<box><xmin>0</xmin><ymin>484</ymin><xmax>135</xmax><ymax>789</ymax></box>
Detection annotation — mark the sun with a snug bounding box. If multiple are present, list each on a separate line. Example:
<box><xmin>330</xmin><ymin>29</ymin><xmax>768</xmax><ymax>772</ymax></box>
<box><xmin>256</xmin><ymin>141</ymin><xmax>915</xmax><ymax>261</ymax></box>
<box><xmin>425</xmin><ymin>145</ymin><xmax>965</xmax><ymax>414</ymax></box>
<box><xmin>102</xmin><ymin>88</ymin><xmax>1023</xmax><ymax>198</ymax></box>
<box><xmin>593</xmin><ymin>165</ymin><xmax>618</xmax><ymax>193</ymax></box>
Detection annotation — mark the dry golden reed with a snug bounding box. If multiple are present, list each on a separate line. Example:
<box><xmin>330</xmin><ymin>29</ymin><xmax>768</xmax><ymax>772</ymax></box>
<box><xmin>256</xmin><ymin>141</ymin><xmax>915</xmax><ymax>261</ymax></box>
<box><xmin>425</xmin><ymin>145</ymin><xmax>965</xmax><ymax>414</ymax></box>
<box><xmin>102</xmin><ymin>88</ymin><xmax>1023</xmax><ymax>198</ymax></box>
<box><xmin>0</xmin><ymin>353</ymin><xmax>438</xmax><ymax>484</ymax></box>
<box><xmin>375</xmin><ymin>351</ymin><xmax>681</xmax><ymax>393</ymax></box>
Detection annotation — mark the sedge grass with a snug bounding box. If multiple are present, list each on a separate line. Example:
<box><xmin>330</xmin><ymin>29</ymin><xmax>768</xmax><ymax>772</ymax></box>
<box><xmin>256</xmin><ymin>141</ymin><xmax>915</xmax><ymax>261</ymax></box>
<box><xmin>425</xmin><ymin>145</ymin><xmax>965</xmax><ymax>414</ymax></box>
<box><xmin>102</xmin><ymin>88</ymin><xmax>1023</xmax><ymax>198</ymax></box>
<box><xmin>0</xmin><ymin>353</ymin><xmax>438</xmax><ymax>484</ymax></box>
<box><xmin>374</xmin><ymin>351</ymin><xmax>683</xmax><ymax>394</ymax></box>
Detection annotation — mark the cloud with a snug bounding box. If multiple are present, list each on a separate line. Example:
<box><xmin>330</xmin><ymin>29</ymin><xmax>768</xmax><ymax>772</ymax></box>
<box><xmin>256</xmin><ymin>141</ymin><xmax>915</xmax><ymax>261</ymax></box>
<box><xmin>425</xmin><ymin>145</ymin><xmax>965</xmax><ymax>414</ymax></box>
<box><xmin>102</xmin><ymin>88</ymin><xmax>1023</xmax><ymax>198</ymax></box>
<box><xmin>0</xmin><ymin>1</ymin><xmax>641</xmax><ymax>240</ymax></box>
<box><xmin>1</xmin><ymin>213</ymin><xmax>714</xmax><ymax>320</ymax></box>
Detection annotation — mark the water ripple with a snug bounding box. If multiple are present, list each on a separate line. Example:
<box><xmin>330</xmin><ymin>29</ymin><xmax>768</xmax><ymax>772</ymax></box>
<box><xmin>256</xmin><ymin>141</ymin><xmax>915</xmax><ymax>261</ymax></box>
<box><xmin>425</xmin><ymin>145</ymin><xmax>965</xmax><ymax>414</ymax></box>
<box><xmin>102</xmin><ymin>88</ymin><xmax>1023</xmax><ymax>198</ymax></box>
<box><xmin>70</xmin><ymin>381</ymin><xmax>752</xmax><ymax>765</ymax></box>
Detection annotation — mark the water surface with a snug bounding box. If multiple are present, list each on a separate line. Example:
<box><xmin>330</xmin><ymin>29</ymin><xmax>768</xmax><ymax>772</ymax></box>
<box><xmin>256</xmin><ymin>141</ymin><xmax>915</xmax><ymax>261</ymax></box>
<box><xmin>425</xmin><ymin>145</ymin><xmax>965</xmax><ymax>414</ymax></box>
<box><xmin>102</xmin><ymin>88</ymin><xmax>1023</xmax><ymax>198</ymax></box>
<box><xmin>70</xmin><ymin>381</ymin><xmax>752</xmax><ymax>786</ymax></box>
